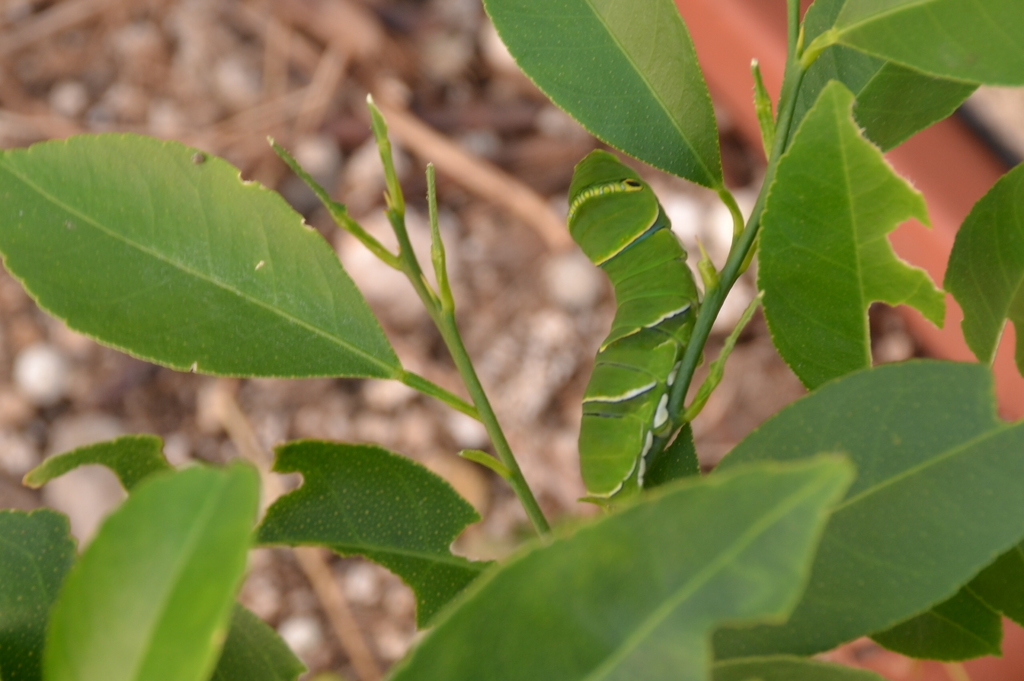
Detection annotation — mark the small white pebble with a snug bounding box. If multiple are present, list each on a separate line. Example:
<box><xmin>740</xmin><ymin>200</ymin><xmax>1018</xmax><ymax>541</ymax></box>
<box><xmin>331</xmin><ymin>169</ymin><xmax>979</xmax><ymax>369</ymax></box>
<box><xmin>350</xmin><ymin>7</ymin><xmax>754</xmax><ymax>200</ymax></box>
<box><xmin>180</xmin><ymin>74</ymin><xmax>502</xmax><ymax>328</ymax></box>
<box><xmin>363</xmin><ymin>380</ymin><xmax>417</xmax><ymax>412</ymax></box>
<box><xmin>480</xmin><ymin>20</ymin><xmax>518</xmax><ymax>75</ymax></box>
<box><xmin>712</xmin><ymin>279</ymin><xmax>757</xmax><ymax>334</ymax></box>
<box><xmin>344</xmin><ymin>562</ymin><xmax>382</xmax><ymax>605</ymax></box>
<box><xmin>422</xmin><ymin>32</ymin><xmax>474</xmax><ymax>81</ymax></box>
<box><xmin>101</xmin><ymin>82</ymin><xmax>148</xmax><ymax>123</ymax></box>
<box><xmin>49</xmin><ymin>80</ymin><xmax>89</xmax><ymax>118</ymax></box>
<box><xmin>162</xmin><ymin>432</ymin><xmax>191</xmax><ymax>466</ymax></box>
<box><xmin>704</xmin><ymin>200</ymin><xmax>737</xmax><ymax>266</ymax></box>
<box><xmin>241</xmin><ymin>572</ymin><xmax>281</xmax><ymax>621</ymax></box>
<box><xmin>112</xmin><ymin>21</ymin><xmax>164</xmax><ymax>65</ymax></box>
<box><xmin>214</xmin><ymin>56</ymin><xmax>261</xmax><ymax>110</ymax></box>
<box><xmin>383</xmin><ymin>583</ymin><xmax>416</xmax><ymax>619</ymax></box>
<box><xmin>277</xmin><ymin>615</ymin><xmax>323</xmax><ymax>660</ymax></box>
<box><xmin>0</xmin><ymin>429</ymin><xmax>39</xmax><ymax>476</ymax></box>
<box><xmin>446</xmin><ymin>411</ymin><xmax>489</xmax><ymax>449</ymax></box>
<box><xmin>147</xmin><ymin>99</ymin><xmax>184</xmax><ymax>137</ymax></box>
<box><xmin>374</xmin><ymin>621</ymin><xmax>414</xmax><ymax>661</ymax></box>
<box><xmin>458</xmin><ymin>129</ymin><xmax>501</xmax><ymax>159</ymax></box>
<box><xmin>292</xmin><ymin>134</ymin><xmax>342</xmax><ymax>183</ymax></box>
<box><xmin>14</xmin><ymin>343</ymin><xmax>69</xmax><ymax>406</ymax></box>
<box><xmin>535</xmin><ymin>105</ymin><xmax>587</xmax><ymax>140</ymax></box>
<box><xmin>874</xmin><ymin>331</ymin><xmax>916</xmax><ymax>364</ymax></box>
<box><xmin>543</xmin><ymin>252</ymin><xmax>604</xmax><ymax>311</ymax></box>
<box><xmin>664</xmin><ymin>193</ymin><xmax>703</xmax><ymax>247</ymax></box>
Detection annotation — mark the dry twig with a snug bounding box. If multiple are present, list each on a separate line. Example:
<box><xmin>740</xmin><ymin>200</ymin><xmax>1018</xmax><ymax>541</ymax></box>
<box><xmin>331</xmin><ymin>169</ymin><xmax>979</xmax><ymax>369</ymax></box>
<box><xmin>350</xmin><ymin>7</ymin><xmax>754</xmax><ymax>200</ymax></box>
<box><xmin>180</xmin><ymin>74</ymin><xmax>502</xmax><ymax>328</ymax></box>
<box><xmin>295</xmin><ymin>47</ymin><xmax>349</xmax><ymax>134</ymax></box>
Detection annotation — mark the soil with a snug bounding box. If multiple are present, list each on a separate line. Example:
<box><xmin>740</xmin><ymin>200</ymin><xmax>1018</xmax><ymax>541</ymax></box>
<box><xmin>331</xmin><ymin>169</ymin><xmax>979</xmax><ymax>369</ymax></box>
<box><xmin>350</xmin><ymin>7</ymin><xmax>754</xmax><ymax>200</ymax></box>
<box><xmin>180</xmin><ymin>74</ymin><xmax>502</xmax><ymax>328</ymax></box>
<box><xmin>0</xmin><ymin>0</ymin><xmax>925</xmax><ymax>677</ymax></box>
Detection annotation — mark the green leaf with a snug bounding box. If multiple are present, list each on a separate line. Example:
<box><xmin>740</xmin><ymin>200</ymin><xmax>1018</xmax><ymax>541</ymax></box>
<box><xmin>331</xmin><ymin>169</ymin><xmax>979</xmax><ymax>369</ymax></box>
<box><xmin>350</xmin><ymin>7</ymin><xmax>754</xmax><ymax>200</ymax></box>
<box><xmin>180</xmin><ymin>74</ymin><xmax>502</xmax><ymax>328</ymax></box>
<box><xmin>969</xmin><ymin>541</ymin><xmax>1024</xmax><ymax>626</ymax></box>
<box><xmin>759</xmin><ymin>80</ymin><xmax>944</xmax><ymax>389</ymax></box>
<box><xmin>713</xmin><ymin>361</ymin><xmax>1024</xmax><ymax>659</ymax></box>
<box><xmin>945</xmin><ymin>163</ymin><xmax>1024</xmax><ymax>374</ymax></box>
<box><xmin>712</xmin><ymin>656</ymin><xmax>885</xmax><ymax>681</ymax></box>
<box><xmin>824</xmin><ymin>0</ymin><xmax>1024</xmax><ymax>86</ymax></box>
<box><xmin>483</xmin><ymin>0</ymin><xmax>722</xmax><ymax>188</ymax></box>
<box><xmin>387</xmin><ymin>457</ymin><xmax>853</xmax><ymax>681</ymax></box>
<box><xmin>0</xmin><ymin>510</ymin><xmax>75</xmax><ymax>681</ymax></box>
<box><xmin>209</xmin><ymin>606</ymin><xmax>305</xmax><ymax>681</ymax></box>
<box><xmin>796</xmin><ymin>52</ymin><xmax>975</xmax><ymax>152</ymax></box>
<box><xmin>644</xmin><ymin>423</ymin><xmax>699</xmax><ymax>488</ymax></box>
<box><xmin>23</xmin><ymin>434</ymin><xmax>170</xmax><ymax>492</ymax></box>
<box><xmin>255</xmin><ymin>441</ymin><xmax>487</xmax><ymax>627</ymax></box>
<box><xmin>796</xmin><ymin>0</ymin><xmax>976</xmax><ymax>150</ymax></box>
<box><xmin>0</xmin><ymin>134</ymin><xmax>399</xmax><ymax>379</ymax></box>
<box><xmin>44</xmin><ymin>464</ymin><xmax>260</xmax><ymax>681</ymax></box>
<box><xmin>22</xmin><ymin>435</ymin><xmax>300</xmax><ymax>678</ymax></box>
<box><xmin>871</xmin><ymin>586</ymin><xmax>1002</xmax><ymax>660</ymax></box>
<box><xmin>847</xmin><ymin>62</ymin><xmax>976</xmax><ymax>151</ymax></box>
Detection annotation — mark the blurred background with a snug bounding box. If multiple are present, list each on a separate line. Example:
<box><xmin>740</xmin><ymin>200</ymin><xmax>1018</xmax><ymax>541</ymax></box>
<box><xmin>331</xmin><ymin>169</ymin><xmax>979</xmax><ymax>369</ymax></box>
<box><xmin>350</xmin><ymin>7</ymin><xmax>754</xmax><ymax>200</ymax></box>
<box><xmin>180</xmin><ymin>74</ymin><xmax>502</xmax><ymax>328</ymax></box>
<box><xmin>3</xmin><ymin>0</ymin><xmax>1017</xmax><ymax>677</ymax></box>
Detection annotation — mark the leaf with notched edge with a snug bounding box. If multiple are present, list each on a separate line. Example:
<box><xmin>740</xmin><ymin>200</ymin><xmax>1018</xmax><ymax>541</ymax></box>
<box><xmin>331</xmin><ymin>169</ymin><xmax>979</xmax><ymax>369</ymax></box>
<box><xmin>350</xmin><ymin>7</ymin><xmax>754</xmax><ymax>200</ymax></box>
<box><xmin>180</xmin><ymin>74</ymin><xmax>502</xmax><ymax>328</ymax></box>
<box><xmin>256</xmin><ymin>441</ymin><xmax>489</xmax><ymax>626</ymax></box>
<box><xmin>759</xmin><ymin>81</ymin><xmax>944</xmax><ymax>389</ymax></box>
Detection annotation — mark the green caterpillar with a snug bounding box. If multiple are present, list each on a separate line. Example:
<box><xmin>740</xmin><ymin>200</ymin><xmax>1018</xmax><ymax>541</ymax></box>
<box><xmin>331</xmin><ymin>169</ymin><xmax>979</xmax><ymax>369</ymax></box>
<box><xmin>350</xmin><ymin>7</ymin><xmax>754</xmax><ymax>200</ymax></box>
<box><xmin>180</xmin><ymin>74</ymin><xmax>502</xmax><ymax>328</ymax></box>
<box><xmin>568</xmin><ymin>150</ymin><xmax>700</xmax><ymax>499</ymax></box>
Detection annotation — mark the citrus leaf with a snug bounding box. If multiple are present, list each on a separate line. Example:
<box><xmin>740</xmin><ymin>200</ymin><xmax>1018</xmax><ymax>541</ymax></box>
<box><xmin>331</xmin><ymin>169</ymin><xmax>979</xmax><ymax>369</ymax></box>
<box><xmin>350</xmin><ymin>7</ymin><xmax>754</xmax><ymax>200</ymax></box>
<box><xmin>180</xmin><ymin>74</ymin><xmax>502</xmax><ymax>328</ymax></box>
<box><xmin>388</xmin><ymin>457</ymin><xmax>853</xmax><ymax>681</ymax></box>
<box><xmin>969</xmin><ymin>541</ymin><xmax>1024</xmax><ymax>627</ymax></box>
<box><xmin>945</xmin><ymin>163</ymin><xmax>1024</xmax><ymax>374</ymax></box>
<box><xmin>44</xmin><ymin>464</ymin><xmax>259</xmax><ymax>681</ymax></box>
<box><xmin>823</xmin><ymin>0</ymin><xmax>1024</xmax><ymax>86</ymax></box>
<box><xmin>255</xmin><ymin>441</ymin><xmax>488</xmax><ymax>627</ymax></box>
<box><xmin>21</xmin><ymin>434</ymin><xmax>299</xmax><ymax>677</ymax></box>
<box><xmin>23</xmin><ymin>434</ymin><xmax>170</xmax><ymax>492</ymax></box>
<box><xmin>871</xmin><ymin>586</ymin><xmax>1002</xmax><ymax>660</ymax></box>
<box><xmin>210</xmin><ymin>606</ymin><xmax>305</xmax><ymax>681</ymax></box>
<box><xmin>0</xmin><ymin>510</ymin><xmax>75</xmax><ymax>681</ymax></box>
<box><xmin>759</xmin><ymin>80</ymin><xmax>944</xmax><ymax>389</ymax></box>
<box><xmin>795</xmin><ymin>49</ymin><xmax>975</xmax><ymax>152</ymax></box>
<box><xmin>712</xmin><ymin>656</ymin><xmax>885</xmax><ymax>681</ymax></box>
<box><xmin>644</xmin><ymin>423</ymin><xmax>699</xmax><ymax>488</ymax></box>
<box><xmin>713</xmin><ymin>361</ymin><xmax>1024</xmax><ymax>659</ymax></box>
<box><xmin>794</xmin><ymin>0</ymin><xmax>975</xmax><ymax>152</ymax></box>
<box><xmin>0</xmin><ymin>135</ymin><xmax>399</xmax><ymax>379</ymax></box>
<box><xmin>483</xmin><ymin>0</ymin><xmax>722</xmax><ymax>187</ymax></box>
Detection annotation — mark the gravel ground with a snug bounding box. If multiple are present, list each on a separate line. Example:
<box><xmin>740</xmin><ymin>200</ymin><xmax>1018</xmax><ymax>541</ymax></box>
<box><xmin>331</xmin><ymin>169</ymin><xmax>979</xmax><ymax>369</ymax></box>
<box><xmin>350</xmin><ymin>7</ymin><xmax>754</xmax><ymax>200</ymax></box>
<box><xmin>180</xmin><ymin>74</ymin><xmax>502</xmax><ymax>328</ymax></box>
<box><xmin>0</xmin><ymin>1</ymin><xmax>925</xmax><ymax>677</ymax></box>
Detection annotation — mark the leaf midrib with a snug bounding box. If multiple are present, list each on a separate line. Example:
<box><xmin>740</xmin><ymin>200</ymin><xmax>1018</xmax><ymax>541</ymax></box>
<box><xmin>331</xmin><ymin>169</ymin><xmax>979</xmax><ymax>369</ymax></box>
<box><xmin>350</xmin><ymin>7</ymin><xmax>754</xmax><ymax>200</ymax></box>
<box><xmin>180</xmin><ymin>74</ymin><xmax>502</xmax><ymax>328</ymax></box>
<box><xmin>266</xmin><ymin>538</ymin><xmax>486</xmax><ymax>571</ymax></box>
<box><xmin>126</xmin><ymin>476</ymin><xmax>233</xmax><ymax>680</ymax></box>
<box><xmin>835</xmin><ymin>421</ymin><xmax>1010</xmax><ymax>513</ymax></box>
<box><xmin>927</xmin><ymin>589</ymin><xmax>1001</xmax><ymax>649</ymax></box>
<box><xmin>0</xmin><ymin>161</ymin><xmax>397</xmax><ymax>377</ymax></box>
<box><xmin>581</xmin><ymin>0</ymin><xmax>718</xmax><ymax>187</ymax></box>
<box><xmin>582</xmin><ymin>474</ymin><xmax>835</xmax><ymax>680</ymax></box>
<box><xmin>836</xmin><ymin>0</ymin><xmax>936</xmax><ymax>34</ymax></box>
<box><xmin>833</xmin><ymin>85</ymin><xmax>874</xmax><ymax>372</ymax></box>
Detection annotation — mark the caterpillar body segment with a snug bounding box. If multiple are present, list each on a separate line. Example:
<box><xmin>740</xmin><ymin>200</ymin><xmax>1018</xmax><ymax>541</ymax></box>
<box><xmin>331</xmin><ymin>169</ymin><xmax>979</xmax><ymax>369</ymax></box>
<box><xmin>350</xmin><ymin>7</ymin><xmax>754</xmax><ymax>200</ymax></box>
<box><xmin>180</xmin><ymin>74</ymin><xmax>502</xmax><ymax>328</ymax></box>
<box><xmin>569</xmin><ymin>150</ymin><xmax>700</xmax><ymax>499</ymax></box>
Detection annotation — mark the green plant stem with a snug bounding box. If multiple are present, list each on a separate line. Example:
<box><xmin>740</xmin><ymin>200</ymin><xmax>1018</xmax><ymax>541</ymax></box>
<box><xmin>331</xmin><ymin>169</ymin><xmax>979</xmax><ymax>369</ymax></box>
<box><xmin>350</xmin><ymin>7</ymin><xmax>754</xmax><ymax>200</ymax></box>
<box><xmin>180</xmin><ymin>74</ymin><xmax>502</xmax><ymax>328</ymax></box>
<box><xmin>394</xmin><ymin>234</ymin><xmax>550</xmax><ymax>535</ymax></box>
<box><xmin>398</xmin><ymin>370</ymin><xmax>478</xmax><ymax>420</ymax></box>
<box><xmin>426</xmin><ymin>165</ymin><xmax>455</xmax><ymax>311</ymax></box>
<box><xmin>374</xmin><ymin>150</ymin><xmax>550</xmax><ymax>534</ymax></box>
<box><xmin>751</xmin><ymin>59</ymin><xmax>776</xmax><ymax>158</ymax></box>
<box><xmin>661</xmin><ymin>3</ymin><xmax>809</xmax><ymax>454</ymax></box>
<box><xmin>459</xmin><ymin>449</ymin><xmax>512</xmax><ymax>481</ymax></box>
<box><xmin>717</xmin><ymin>188</ymin><xmax>745</xmax><ymax>242</ymax></box>
<box><xmin>787</xmin><ymin>0</ymin><xmax>801</xmax><ymax>57</ymax></box>
<box><xmin>434</xmin><ymin>311</ymin><xmax>550</xmax><ymax>535</ymax></box>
